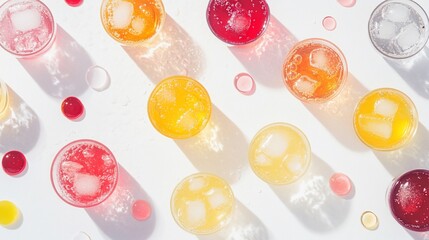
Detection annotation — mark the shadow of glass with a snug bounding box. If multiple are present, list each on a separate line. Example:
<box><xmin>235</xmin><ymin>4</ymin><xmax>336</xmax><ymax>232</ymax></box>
<box><xmin>198</xmin><ymin>200</ymin><xmax>268</xmax><ymax>240</ymax></box>
<box><xmin>384</xmin><ymin>47</ymin><xmax>429</xmax><ymax>99</ymax></box>
<box><xmin>228</xmin><ymin>15</ymin><xmax>297</xmax><ymax>89</ymax></box>
<box><xmin>123</xmin><ymin>15</ymin><xmax>204</xmax><ymax>83</ymax></box>
<box><xmin>4</xmin><ymin>210</ymin><xmax>24</xmax><ymax>230</ymax></box>
<box><xmin>408</xmin><ymin>229</ymin><xmax>429</xmax><ymax>240</ymax></box>
<box><xmin>18</xmin><ymin>25</ymin><xmax>91</xmax><ymax>98</ymax></box>
<box><xmin>175</xmin><ymin>105</ymin><xmax>248</xmax><ymax>184</ymax></box>
<box><xmin>304</xmin><ymin>73</ymin><xmax>369</xmax><ymax>152</ymax></box>
<box><xmin>271</xmin><ymin>154</ymin><xmax>351</xmax><ymax>232</ymax></box>
<box><xmin>86</xmin><ymin>165</ymin><xmax>156</xmax><ymax>240</ymax></box>
<box><xmin>0</xmin><ymin>86</ymin><xmax>40</xmax><ymax>153</ymax></box>
<box><xmin>374</xmin><ymin>123</ymin><xmax>429</xmax><ymax>177</ymax></box>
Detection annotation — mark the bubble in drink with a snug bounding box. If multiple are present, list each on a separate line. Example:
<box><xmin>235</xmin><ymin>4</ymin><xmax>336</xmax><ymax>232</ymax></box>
<box><xmin>369</xmin><ymin>0</ymin><xmax>429</xmax><ymax>59</ymax></box>
<box><xmin>171</xmin><ymin>173</ymin><xmax>235</xmax><ymax>235</ymax></box>
<box><xmin>206</xmin><ymin>0</ymin><xmax>270</xmax><ymax>45</ymax></box>
<box><xmin>0</xmin><ymin>200</ymin><xmax>19</xmax><ymax>226</ymax></box>
<box><xmin>0</xmin><ymin>0</ymin><xmax>55</xmax><ymax>58</ymax></box>
<box><xmin>388</xmin><ymin>169</ymin><xmax>429</xmax><ymax>232</ymax></box>
<box><xmin>354</xmin><ymin>88</ymin><xmax>418</xmax><ymax>151</ymax></box>
<box><xmin>248</xmin><ymin>123</ymin><xmax>311</xmax><ymax>185</ymax></box>
<box><xmin>148</xmin><ymin>76</ymin><xmax>211</xmax><ymax>139</ymax></box>
<box><xmin>51</xmin><ymin>140</ymin><xmax>118</xmax><ymax>208</ymax></box>
<box><xmin>101</xmin><ymin>0</ymin><xmax>165</xmax><ymax>45</ymax></box>
<box><xmin>283</xmin><ymin>38</ymin><xmax>347</xmax><ymax>102</ymax></box>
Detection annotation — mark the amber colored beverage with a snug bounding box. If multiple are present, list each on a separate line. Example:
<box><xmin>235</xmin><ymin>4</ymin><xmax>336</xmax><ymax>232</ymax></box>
<box><xmin>283</xmin><ymin>38</ymin><xmax>347</xmax><ymax>102</ymax></box>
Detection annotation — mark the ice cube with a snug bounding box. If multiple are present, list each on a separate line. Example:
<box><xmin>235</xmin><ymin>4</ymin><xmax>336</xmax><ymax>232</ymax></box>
<box><xmin>111</xmin><ymin>0</ymin><xmax>134</xmax><ymax>29</ymax></box>
<box><xmin>397</xmin><ymin>24</ymin><xmax>421</xmax><ymax>51</ymax></box>
<box><xmin>177</xmin><ymin>110</ymin><xmax>198</xmax><ymax>131</ymax></box>
<box><xmin>189</xmin><ymin>177</ymin><xmax>206</xmax><ymax>191</ymax></box>
<box><xmin>383</xmin><ymin>3</ymin><xmax>411</xmax><ymax>23</ymax></box>
<box><xmin>283</xmin><ymin>155</ymin><xmax>303</xmax><ymax>173</ymax></box>
<box><xmin>359</xmin><ymin>114</ymin><xmax>393</xmax><ymax>139</ymax></box>
<box><xmin>61</xmin><ymin>161</ymin><xmax>83</xmax><ymax>176</ymax></box>
<box><xmin>254</xmin><ymin>153</ymin><xmax>272</xmax><ymax>166</ymax></box>
<box><xmin>376</xmin><ymin>20</ymin><xmax>397</xmax><ymax>39</ymax></box>
<box><xmin>131</xmin><ymin>17</ymin><xmax>145</xmax><ymax>35</ymax></box>
<box><xmin>310</xmin><ymin>48</ymin><xmax>329</xmax><ymax>69</ymax></box>
<box><xmin>10</xmin><ymin>8</ymin><xmax>41</xmax><ymax>32</ymax></box>
<box><xmin>260</xmin><ymin>132</ymin><xmax>289</xmax><ymax>158</ymax></box>
<box><xmin>208</xmin><ymin>189</ymin><xmax>227</xmax><ymax>209</ymax></box>
<box><xmin>293</xmin><ymin>76</ymin><xmax>320</xmax><ymax>97</ymax></box>
<box><xmin>374</xmin><ymin>98</ymin><xmax>398</xmax><ymax>118</ymax></box>
<box><xmin>186</xmin><ymin>200</ymin><xmax>206</xmax><ymax>227</ymax></box>
<box><xmin>229</xmin><ymin>13</ymin><xmax>250</xmax><ymax>32</ymax></box>
<box><xmin>73</xmin><ymin>173</ymin><xmax>100</xmax><ymax>196</ymax></box>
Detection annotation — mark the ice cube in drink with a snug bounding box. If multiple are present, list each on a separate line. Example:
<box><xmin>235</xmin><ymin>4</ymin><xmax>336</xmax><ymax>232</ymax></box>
<box><xmin>171</xmin><ymin>173</ymin><xmax>235</xmax><ymax>235</ymax></box>
<box><xmin>248</xmin><ymin>123</ymin><xmax>311</xmax><ymax>185</ymax></box>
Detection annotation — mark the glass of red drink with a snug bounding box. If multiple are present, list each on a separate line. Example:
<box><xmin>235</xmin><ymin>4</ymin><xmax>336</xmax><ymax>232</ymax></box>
<box><xmin>388</xmin><ymin>169</ymin><xmax>429</xmax><ymax>232</ymax></box>
<box><xmin>206</xmin><ymin>0</ymin><xmax>270</xmax><ymax>45</ymax></box>
<box><xmin>51</xmin><ymin>139</ymin><xmax>119</xmax><ymax>208</ymax></box>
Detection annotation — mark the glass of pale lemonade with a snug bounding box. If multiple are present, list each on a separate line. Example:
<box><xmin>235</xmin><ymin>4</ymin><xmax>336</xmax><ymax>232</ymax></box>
<box><xmin>368</xmin><ymin>0</ymin><xmax>429</xmax><ymax>59</ymax></box>
<box><xmin>0</xmin><ymin>81</ymin><xmax>9</xmax><ymax>118</ymax></box>
<box><xmin>51</xmin><ymin>139</ymin><xmax>119</xmax><ymax>208</ymax></box>
<box><xmin>147</xmin><ymin>76</ymin><xmax>212</xmax><ymax>139</ymax></box>
<box><xmin>353</xmin><ymin>88</ymin><xmax>418</xmax><ymax>151</ymax></box>
<box><xmin>248</xmin><ymin>123</ymin><xmax>311</xmax><ymax>185</ymax></box>
<box><xmin>0</xmin><ymin>0</ymin><xmax>56</xmax><ymax>58</ymax></box>
<box><xmin>100</xmin><ymin>0</ymin><xmax>165</xmax><ymax>45</ymax></box>
<box><xmin>283</xmin><ymin>38</ymin><xmax>348</xmax><ymax>103</ymax></box>
<box><xmin>171</xmin><ymin>173</ymin><xmax>235</xmax><ymax>235</ymax></box>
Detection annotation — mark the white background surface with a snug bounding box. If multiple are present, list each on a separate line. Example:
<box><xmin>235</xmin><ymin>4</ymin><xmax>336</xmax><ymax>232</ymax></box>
<box><xmin>1</xmin><ymin>0</ymin><xmax>429</xmax><ymax>239</ymax></box>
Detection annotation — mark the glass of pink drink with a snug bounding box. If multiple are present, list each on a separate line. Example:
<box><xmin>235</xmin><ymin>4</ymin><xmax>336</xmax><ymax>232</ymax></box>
<box><xmin>206</xmin><ymin>0</ymin><xmax>270</xmax><ymax>45</ymax></box>
<box><xmin>388</xmin><ymin>169</ymin><xmax>429</xmax><ymax>232</ymax></box>
<box><xmin>0</xmin><ymin>0</ymin><xmax>55</xmax><ymax>58</ymax></box>
<box><xmin>51</xmin><ymin>139</ymin><xmax>119</xmax><ymax>208</ymax></box>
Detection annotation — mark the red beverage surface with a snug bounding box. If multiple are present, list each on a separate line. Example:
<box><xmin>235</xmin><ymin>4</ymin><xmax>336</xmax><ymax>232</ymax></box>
<box><xmin>65</xmin><ymin>0</ymin><xmax>83</xmax><ymax>7</ymax></box>
<box><xmin>206</xmin><ymin>0</ymin><xmax>270</xmax><ymax>45</ymax></box>
<box><xmin>2</xmin><ymin>150</ymin><xmax>26</xmax><ymax>176</ymax></box>
<box><xmin>52</xmin><ymin>140</ymin><xmax>118</xmax><ymax>207</ymax></box>
<box><xmin>62</xmin><ymin>96</ymin><xmax>84</xmax><ymax>120</ymax></box>
<box><xmin>329</xmin><ymin>173</ymin><xmax>351</xmax><ymax>196</ymax></box>
<box><xmin>389</xmin><ymin>169</ymin><xmax>429</xmax><ymax>232</ymax></box>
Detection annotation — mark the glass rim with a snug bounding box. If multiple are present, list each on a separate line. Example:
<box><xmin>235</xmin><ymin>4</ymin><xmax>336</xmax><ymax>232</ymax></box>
<box><xmin>248</xmin><ymin>122</ymin><xmax>312</xmax><ymax>185</ymax></box>
<box><xmin>100</xmin><ymin>0</ymin><xmax>166</xmax><ymax>46</ymax></box>
<box><xmin>0</xmin><ymin>80</ymin><xmax>9</xmax><ymax>116</ymax></box>
<box><xmin>170</xmin><ymin>172</ymin><xmax>235</xmax><ymax>235</ymax></box>
<box><xmin>0</xmin><ymin>0</ymin><xmax>56</xmax><ymax>58</ymax></box>
<box><xmin>368</xmin><ymin>0</ymin><xmax>429</xmax><ymax>59</ymax></box>
<box><xmin>282</xmin><ymin>37</ymin><xmax>349</xmax><ymax>103</ymax></box>
<box><xmin>352</xmin><ymin>87</ymin><xmax>419</xmax><ymax>151</ymax></box>
<box><xmin>50</xmin><ymin>139</ymin><xmax>119</xmax><ymax>208</ymax></box>
<box><xmin>205</xmin><ymin>0</ymin><xmax>271</xmax><ymax>46</ymax></box>
<box><xmin>147</xmin><ymin>75</ymin><xmax>212</xmax><ymax>139</ymax></box>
